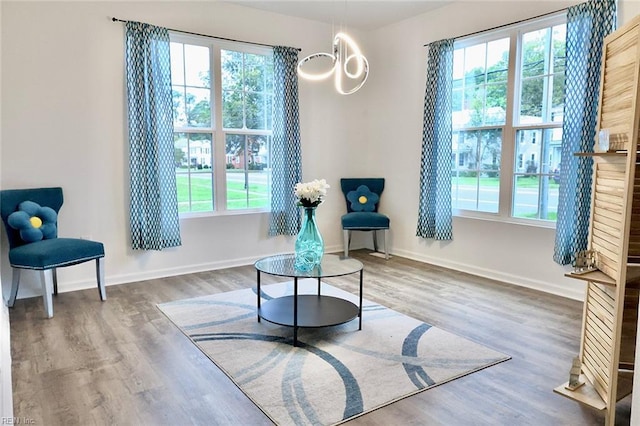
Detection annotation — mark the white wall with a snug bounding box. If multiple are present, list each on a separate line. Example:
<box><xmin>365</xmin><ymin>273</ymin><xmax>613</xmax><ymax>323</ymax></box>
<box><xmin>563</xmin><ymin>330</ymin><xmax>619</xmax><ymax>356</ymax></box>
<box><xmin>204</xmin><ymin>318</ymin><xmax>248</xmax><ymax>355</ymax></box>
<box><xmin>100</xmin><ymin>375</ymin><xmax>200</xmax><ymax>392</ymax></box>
<box><xmin>0</xmin><ymin>1</ymin><xmax>368</xmax><ymax>298</ymax></box>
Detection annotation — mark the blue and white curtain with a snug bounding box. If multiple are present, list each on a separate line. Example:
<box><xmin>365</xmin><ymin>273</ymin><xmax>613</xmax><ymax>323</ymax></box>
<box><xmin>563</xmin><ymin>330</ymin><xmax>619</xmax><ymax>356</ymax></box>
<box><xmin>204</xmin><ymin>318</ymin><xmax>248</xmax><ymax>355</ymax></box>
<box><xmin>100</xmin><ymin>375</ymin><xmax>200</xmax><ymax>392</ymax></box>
<box><xmin>416</xmin><ymin>39</ymin><xmax>454</xmax><ymax>240</ymax></box>
<box><xmin>553</xmin><ymin>0</ymin><xmax>616</xmax><ymax>265</ymax></box>
<box><xmin>269</xmin><ymin>46</ymin><xmax>303</xmax><ymax>236</ymax></box>
<box><xmin>125</xmin><ymin>22</ymin><xmax>182</xmax><ymax>250</ymax></box>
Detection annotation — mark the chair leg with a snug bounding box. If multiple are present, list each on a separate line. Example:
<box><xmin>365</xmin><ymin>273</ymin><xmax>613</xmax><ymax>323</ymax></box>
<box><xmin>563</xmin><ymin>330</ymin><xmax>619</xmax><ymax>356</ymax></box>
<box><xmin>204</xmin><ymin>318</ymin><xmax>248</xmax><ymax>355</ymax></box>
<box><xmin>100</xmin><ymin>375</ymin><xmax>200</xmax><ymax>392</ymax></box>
<box><xmin>383</xmin><ymin>229</ymin><xmax>389</xmax><ymax>260</ymax></box>
<box><xmin>8</xmin><ymin>268</ymin><xmax>20</xmax><ymax>307</ymax></box>
<box><xmin>52</xmin><ymin>268</ymin><xmax>58</xmax><ymax>295</ymax></box>
<box><xmin>343</xmin><ymin>230</ymin><xmax>350</xmax><ymax>258</ymax></box>
<box><xmin>96</xmin><ymin>257</ymin><xmax>106</xmax><ymax>301</ymax></box>
<box><xmin>373</xmin><ymin>230</ymin><xmax>379</xmax><ymax>253</ymax></box>
<box><xmin>41</xmin><ymin>269</ymin><xmax>54</xmax><ymax>318</ymax></box>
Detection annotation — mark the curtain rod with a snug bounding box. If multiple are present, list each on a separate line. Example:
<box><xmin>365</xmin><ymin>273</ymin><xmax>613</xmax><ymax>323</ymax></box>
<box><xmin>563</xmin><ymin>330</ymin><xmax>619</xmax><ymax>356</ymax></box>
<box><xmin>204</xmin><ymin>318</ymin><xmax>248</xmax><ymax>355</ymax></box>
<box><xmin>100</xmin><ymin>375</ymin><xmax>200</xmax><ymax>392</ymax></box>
<box><xmin>112</xmin><ymin>17</ymin><xmax>301</xmax><ymax>51</ymax></box>
<box><xmin>423</xmin><ymin>6</ymin><xmax>568</xmax><ymax>46</ymax></box>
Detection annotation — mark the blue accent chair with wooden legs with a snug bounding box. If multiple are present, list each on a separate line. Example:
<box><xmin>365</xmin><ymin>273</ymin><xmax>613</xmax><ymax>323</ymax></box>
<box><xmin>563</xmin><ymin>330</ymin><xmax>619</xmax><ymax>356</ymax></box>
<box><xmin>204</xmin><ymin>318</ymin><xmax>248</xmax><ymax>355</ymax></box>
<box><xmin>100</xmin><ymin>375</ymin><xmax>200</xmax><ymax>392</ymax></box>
<box><xmin>0</xmin><ymin>187</ymin><xmax>106</xmax><ymax>318</ymax></box>
<box><xmin>340</xmin><ymin>178</ymin><xmax>390</xmax><ymax>259</ymax></box>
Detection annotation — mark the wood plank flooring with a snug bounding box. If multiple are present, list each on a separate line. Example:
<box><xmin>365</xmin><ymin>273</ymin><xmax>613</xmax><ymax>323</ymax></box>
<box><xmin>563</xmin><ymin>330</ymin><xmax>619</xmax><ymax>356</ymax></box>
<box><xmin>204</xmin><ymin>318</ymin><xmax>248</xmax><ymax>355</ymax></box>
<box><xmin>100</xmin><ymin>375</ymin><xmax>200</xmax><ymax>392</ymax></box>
<box><xmin>8</xmin><ymin>250</ymin><xmax>633</xmax><ymax>425</ymax></box>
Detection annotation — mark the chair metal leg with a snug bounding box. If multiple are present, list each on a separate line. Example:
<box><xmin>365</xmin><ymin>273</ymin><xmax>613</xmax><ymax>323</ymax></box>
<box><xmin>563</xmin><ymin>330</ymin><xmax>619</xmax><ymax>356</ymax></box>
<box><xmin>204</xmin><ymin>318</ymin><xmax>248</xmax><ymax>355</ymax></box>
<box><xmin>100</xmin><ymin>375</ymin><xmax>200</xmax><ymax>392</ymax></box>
<box><xmin>8</xmin><ymin>268</ymin><xmax>20</xmax><ymax>307</ymax></box>
<box><xmin>41</xmin><ymin>269</ymin><xmax>54</xmax><ymax>318</ymax></box>
<box><xmin>343</xmin><ymin>230</ymin><xmax>350</xmax><ymax>258</ymax></box>
<box><xmin>373</xmin><ymin>230</ymin><xmax>379</xmax><ymax>252</ymax></box>
<box><xmin>52</xmin><ymin>268</ymin><xmax>58</xmax><ymax>295</ymax></box>
<box><xmin>384</xmin><ymin>229</ymin><xmax>389</xmax><ymax>260</ymax></box>
<box><xmin>96</xmin><ymin>257</ymin><xmax>106</xmax><ymax>301</ymax></box>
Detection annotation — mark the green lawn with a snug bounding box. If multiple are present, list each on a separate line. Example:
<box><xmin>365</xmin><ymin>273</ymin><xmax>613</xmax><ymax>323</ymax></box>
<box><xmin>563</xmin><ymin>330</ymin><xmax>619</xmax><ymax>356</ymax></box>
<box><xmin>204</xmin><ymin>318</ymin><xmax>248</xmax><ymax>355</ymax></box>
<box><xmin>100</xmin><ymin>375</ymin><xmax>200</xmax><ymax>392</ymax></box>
<box><xmin>454</xmin><ymin>176</ymin><xmax>559</xmax><ymax>189</ymax></box>
<box><xmin>176</xmin><ymin>172</ymin><xmax>269</xmax><ymax>212</ymax></box>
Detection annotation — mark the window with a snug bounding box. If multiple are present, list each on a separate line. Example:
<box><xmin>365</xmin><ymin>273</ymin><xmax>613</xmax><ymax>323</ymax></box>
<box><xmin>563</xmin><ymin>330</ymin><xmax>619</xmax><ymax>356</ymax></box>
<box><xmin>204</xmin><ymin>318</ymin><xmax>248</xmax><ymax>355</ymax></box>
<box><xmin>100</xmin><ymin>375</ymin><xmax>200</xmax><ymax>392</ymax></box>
<box><xmin>170</xmin><ymin>35</ymin><xmax>274</xmax><ymax>214</ymax></box>
<box><xmin>451</xmin><ymin>15</ymin><xmax>566</xmax><ymax>223</ymax></box>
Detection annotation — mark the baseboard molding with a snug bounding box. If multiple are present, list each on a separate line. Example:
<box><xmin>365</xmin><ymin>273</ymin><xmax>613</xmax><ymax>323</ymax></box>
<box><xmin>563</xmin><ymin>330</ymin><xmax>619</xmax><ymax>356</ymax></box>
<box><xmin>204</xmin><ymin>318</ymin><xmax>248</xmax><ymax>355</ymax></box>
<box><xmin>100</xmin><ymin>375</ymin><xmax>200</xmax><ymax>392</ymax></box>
<box><xmin>391</xmin><ymin>248</ymin><xmax>584</xmax><ymax>301</ymax></box>
<box><xmin>39</xmin><ymin>244</ymin><xmax>345</xmax><ymax>296</ymax></box>
<box><xmin>19</xmin><ymin>244</ymin><xmax>582</xmax><ymax>302</ymax></box>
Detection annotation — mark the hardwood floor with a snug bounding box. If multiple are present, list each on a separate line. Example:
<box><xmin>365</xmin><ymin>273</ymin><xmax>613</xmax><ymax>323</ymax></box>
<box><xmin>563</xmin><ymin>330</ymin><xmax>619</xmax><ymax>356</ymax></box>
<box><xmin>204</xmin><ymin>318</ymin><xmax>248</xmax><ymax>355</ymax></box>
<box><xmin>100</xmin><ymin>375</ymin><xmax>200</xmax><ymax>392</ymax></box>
<box><xmin>9</xmin><ymin>250</ymin><xmax>632</xmax><ymax>425</ymax></box>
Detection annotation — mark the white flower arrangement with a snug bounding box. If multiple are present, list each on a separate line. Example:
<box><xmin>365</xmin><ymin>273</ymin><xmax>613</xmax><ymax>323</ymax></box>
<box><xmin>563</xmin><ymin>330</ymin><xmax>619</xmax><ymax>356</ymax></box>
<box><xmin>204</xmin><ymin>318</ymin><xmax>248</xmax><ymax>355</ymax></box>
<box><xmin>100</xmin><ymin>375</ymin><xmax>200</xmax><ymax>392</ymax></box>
<box><xmin>294</xmin><ymin>179</ymin><xmax>330</xmax><ymax>208</ymax></box>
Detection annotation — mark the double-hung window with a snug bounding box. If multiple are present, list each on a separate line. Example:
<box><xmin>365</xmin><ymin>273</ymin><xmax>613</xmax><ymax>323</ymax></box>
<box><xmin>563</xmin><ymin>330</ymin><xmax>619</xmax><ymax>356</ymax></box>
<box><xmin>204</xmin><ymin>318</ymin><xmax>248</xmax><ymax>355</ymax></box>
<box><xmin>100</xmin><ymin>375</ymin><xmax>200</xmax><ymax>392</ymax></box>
<box><xmin>451</xmin><ymin>14</ymin><xmax>566</xmax><ymax>224</ymax></box>
<box><xmin>170</xmin><ymin>34</ymin><xmax>274</xmax><ymax>215</ymax></box>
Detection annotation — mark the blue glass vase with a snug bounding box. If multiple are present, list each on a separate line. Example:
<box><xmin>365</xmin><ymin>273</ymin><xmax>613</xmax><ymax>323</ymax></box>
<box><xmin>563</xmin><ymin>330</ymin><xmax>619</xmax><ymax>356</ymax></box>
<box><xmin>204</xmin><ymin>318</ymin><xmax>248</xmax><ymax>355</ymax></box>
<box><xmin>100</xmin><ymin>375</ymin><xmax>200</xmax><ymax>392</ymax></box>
<box><xmin>294</xmin><ymin>207</ymin><xmax>324</xmax><ymax>271</ymax></box>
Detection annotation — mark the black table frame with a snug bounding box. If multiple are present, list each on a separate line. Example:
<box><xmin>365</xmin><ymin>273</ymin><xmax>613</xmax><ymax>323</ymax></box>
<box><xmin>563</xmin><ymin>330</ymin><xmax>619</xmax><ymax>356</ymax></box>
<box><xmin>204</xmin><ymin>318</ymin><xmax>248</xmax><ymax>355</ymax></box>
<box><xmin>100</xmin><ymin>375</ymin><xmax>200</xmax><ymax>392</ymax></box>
<box><xmin>255</xmin><ymin>254</ymin><xmax>363</xmax><ymax>346</ymax></box>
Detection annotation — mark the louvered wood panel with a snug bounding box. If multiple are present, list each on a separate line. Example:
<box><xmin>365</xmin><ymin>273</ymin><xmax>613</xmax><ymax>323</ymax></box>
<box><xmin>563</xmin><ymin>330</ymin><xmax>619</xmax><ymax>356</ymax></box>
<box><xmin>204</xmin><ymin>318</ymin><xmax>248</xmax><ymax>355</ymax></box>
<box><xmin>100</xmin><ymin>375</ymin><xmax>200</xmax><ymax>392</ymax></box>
<box><xmin>557</xmin><ymin>18</ymin><xmax>640</xmax><ymax>425</ymax></box>
<box><xmin>602</xmin><ymin>24</ymin><xmax>639</xmax><ymax>151</ymax></box>
<box><xmin>585</xmin><ymin>326</ymin><xmax>612</xmax><ymax>359</ymax></box>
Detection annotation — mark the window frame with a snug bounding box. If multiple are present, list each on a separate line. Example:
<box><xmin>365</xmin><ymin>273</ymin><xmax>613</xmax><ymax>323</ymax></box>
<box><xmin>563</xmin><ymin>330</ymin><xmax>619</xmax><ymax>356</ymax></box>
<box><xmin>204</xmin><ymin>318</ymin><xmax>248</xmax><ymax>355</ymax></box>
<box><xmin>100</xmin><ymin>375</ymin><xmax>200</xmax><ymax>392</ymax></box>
<box><xmin>170</xmin><ymin>33</ymin><xmax>274</xmax><ymax>218</ymax></box>
<box><xmin>451</xmin><ymin>12</ymin><xmax>567</xmax><ymax>228</ymax></box>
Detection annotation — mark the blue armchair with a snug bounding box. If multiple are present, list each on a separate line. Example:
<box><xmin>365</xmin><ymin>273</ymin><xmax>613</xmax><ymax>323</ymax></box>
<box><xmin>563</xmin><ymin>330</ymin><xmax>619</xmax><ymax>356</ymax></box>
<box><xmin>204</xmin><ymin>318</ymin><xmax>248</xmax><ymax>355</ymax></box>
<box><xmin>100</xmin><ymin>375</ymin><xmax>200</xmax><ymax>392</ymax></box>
<box><xmin>341</xmin><ymin>178</ymin><xmax>390</xmax><ymax>259</ymax></box>
<box><xmin>0</xmin><ymin>187</ymin><xmax>105</xmax><ymax>318</ymax></box>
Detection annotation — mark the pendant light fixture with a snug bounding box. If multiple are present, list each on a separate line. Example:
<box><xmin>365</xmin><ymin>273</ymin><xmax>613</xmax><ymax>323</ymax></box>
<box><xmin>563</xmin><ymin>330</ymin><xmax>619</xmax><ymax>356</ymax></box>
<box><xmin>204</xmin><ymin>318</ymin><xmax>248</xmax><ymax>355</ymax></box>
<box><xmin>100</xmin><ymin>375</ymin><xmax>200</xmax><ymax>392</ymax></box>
<box><xmin>297</xmin><ymin>29</ymin><xmax>369</xmax><ymax>95</ymax></box>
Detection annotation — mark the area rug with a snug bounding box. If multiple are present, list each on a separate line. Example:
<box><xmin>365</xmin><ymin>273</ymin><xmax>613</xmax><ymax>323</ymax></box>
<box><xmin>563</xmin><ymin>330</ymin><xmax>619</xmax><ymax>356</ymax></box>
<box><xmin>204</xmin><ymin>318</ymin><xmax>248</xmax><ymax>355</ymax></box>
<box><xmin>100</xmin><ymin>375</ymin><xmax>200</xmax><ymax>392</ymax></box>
<box><xmin>157</xmin><ymin>280</ymin><xmax>510</xmax><ymax>425</ymax></box>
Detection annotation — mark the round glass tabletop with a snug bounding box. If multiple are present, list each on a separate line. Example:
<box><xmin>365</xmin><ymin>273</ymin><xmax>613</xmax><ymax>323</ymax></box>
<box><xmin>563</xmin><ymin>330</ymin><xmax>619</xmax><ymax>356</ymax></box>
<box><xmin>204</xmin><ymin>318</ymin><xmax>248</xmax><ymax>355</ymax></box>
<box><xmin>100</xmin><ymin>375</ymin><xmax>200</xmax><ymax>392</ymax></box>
<box><xmin>254</xmin><ymin>253</ymin><xmax>363</xmax><ymax>278</ymax></box>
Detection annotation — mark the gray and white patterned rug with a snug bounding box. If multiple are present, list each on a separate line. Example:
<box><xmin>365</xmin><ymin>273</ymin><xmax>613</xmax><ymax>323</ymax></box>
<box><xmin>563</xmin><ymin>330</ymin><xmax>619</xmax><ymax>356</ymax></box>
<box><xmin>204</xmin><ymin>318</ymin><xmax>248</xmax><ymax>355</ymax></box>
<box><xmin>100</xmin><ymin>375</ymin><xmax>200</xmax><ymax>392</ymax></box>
<box><xmin>158</xmin><ymin>280</ymin><xmax>510</xmax><ymax>425</ymax></box>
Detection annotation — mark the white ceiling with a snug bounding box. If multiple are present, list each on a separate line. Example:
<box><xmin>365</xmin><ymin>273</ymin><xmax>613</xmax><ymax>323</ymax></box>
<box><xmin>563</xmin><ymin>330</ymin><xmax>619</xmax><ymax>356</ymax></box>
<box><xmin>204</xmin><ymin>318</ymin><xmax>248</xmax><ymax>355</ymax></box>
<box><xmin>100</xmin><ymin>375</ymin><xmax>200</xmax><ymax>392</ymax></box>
<box><xmin>224</xmin><ymin>1</ymin><xmax>451</xmax><ymax>31</ymax></box>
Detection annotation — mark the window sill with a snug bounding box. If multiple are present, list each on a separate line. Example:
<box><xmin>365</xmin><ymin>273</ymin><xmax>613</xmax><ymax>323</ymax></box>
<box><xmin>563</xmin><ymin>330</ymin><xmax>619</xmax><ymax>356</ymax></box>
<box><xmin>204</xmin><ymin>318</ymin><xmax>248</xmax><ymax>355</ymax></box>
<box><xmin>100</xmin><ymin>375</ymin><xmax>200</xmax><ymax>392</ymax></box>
<box><xmin>179</xmin><ymin>208</ymin><xmax>270</xmax><ymax>220</ymax></box>
<box><xmin>453</xmin><ymin>210</ymin><xmax>556</xmax><ymax>229</ymax></box>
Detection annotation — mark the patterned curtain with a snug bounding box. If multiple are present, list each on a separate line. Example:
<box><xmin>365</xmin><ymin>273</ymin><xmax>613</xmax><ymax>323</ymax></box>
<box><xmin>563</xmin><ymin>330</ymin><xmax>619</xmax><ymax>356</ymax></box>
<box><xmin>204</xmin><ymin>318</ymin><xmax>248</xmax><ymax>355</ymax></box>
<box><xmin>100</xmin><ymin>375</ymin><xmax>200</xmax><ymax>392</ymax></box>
<box><xmin>416</xmin><ymin>39</ymin><xmax>454</xmax><ymax>240</ymax></box>
<box><xmin>553</xmin><ymin>0</ymin><xmax>616</xmax><ymax>264</ymax></box>
<box><xmin>125</xmin><ymin>22</ymin><xmax>182</xmax><ymax>250</ymax></box>
<box><xmin>269</xmin><ymin>46</ymin><xmax>302</xmax><ymax>236</ymax></box>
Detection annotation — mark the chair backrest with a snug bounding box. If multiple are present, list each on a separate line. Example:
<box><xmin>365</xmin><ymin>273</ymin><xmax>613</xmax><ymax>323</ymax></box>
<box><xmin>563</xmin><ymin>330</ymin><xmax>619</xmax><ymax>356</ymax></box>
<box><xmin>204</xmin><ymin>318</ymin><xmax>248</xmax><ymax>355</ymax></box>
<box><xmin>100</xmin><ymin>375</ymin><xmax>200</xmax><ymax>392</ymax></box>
<box><xmin>340</xmin><ymin>178</ymin><xmax>385</xmax><ymax>213</ymax></box>
<box><xmin>0</xmin><ymin>187</ymin><xmax>64</xmax><ymax>249</ymax></box>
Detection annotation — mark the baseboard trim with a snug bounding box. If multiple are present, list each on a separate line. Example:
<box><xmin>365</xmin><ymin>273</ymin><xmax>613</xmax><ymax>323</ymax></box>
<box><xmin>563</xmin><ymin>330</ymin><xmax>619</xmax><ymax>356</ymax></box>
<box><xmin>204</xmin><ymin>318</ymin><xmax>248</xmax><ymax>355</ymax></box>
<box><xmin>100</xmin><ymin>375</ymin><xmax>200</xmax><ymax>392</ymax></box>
<box><xmin>391</xmin><ymin>248</ymin><xmax>584</xmax><ymax>301</ymax></box>
<box><xmin>43</xmin><ymin>244</ymin><xmax>345</xmax><ymax>295</ymax></box>
<box><xmin>21</xmin><ymin>244</ymin><xmax>582</xmax><ymax>302</ymax></box>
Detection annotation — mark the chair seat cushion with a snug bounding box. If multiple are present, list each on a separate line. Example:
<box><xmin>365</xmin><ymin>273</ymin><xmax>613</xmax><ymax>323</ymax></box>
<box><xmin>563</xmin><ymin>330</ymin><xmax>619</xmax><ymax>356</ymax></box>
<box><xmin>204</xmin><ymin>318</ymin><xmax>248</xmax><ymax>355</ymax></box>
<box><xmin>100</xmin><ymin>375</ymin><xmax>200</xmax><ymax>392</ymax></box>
<box><xmin>341</xmin><ymin>212</ymin><xmax>390</xmax><ymax>230</ymax></box>
<box><xmin>9</xmin><ymin>238</ymin><xmax>105</xmax><ymax>270</ymax></box>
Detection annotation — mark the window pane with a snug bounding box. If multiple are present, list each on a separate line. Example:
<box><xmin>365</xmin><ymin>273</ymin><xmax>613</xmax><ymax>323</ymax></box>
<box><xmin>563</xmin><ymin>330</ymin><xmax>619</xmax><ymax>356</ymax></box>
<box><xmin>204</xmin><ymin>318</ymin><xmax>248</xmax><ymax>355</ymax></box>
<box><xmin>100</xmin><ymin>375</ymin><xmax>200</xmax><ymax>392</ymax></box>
<box><xmin>512</xmin><ymin>128</ymin><xmax>561</xmax><ymax>220</ymax></box>
<box><xmin>221</xmin><ymin>50</ymin><xmax>243</xmax><ymax>90</ymax></box>
<box><xmin>452</xmin><ymin>88</ymin><xmax>463</xmax><ymax>112</ymax></box>
<box><xmin>485</xmin><ymin>83</ymin><xmax>507</xmax><ymax>124</ymax></box>
<box><xmin>551</xmin><ymin>74</ymin><xmax>565</xmax><ymax>122</ymax></box>
<box><xmin>464</xmin><ymin>44</ymin><xmax>486</xmax><ymax>75</ymax></box>
<box><xmin>172</xmin><ymin>86</ymin><xmax>187</xmax><ymax>127</ymax></box>
<box><xmin>244</xmin><ymin>53</ymin><xmax>266</xmax><ymax>91</ymax></box>
<box><xmin>486</xmin><ymin>38</ymin><xmax>509</xmax><ymax>83</ymax></box>
<box><xmin>553</xmin><ymin>24</ymin><xmax>567</xmax><ymax>75</ymax></box>
<box><xmin>170</xmin><ymin>43</ymin><xmax>185</xmax><ymax>85</ymax></box>
<box><xmin>186</xmin><ymin>87</ymin><xmax>211</xmax><ymax>127</ymax></box>
<box><xmin>453</xmin><ymin>38</ymin><xmax>508</xmax><ymax>129</ymax></box>
<box><xmin>451</xmin><ymin>128</ymin><xmax>502</xmax><ymax>213</ymax></box>
<box><xmin>184</xmin><ymin>44</ymin><xmax>210</xmax><ymax>88</ymax></box>
<box><xmin>223</xmin><ymin>90</ymin><xmax>244</xmax><ymax>128</ymax></box>
<box><xmin>171</xmin><ymin>42</ymin><xmax>211</xmax><ymax>128</ymax></box>
<box><xmin>226</xmin><ymin>134</ymin><xmax>270</xmax><ymax>209</ymax></box>
<box><xmin>174</xmin><ymin>132</ymin><xmax>214</xmax><ymax>213</ymax></box>
<box><xmin>518</xmin><ymin>24</ymin><xmax>566</xmax><ymax>125</ymax></box>
<box><xmin>521</xmin><ymin>28</ymin><xmax>549</xmax><ymax>77</ymax></box>
<box><xmin>520</xmin><ymin>76</ymin><xmax>544</xmax><ymax>123</ymax></box>
<box><xmin>245</xmin><ymin>92</ymin><xmax>271</xmax><ymax>130</ymax></box>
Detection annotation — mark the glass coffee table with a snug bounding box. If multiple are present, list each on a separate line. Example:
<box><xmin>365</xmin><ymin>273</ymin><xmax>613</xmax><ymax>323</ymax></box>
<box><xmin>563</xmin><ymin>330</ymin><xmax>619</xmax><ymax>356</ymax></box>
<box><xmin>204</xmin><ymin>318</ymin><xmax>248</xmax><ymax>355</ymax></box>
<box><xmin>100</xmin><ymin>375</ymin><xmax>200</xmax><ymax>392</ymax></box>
<box><xmin>254</xmin><ymin>253</ymin><xmax>364</xmax><ymax>346</ymax></box>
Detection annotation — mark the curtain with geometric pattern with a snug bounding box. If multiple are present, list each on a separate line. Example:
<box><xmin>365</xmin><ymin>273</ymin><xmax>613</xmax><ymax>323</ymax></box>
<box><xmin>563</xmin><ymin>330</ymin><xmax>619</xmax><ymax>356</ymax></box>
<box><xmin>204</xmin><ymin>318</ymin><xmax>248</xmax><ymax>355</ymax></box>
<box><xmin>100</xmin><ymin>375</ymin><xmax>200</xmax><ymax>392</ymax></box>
<box><xmin>553</xmin><ymin>0</ymin><xmax>616</xmax><ymax>265</ymax></box>
<box><xmin>269</xmin><ymin>46</ymin><xmax>303</xmax><ymax>236</ymax></box>
<box><xmin>416</xmin><ymin>39</ymin><xmax>454</xmax><ymax>240</ymax></box>
<box><xmin>125</xmin><ymin>21</ymin><xmax>182</xmax><ymax>250</ymax></box>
